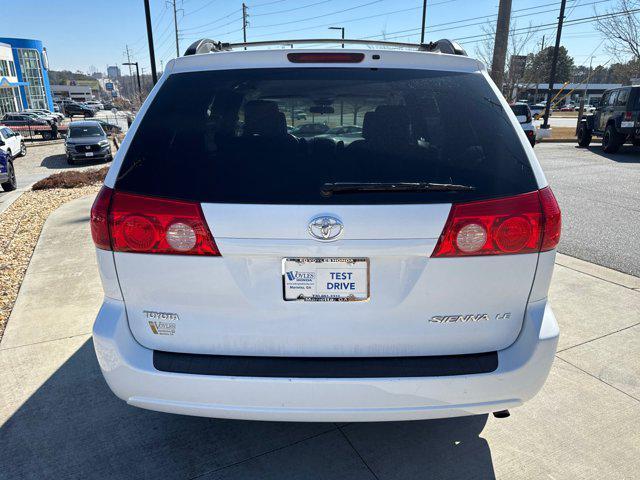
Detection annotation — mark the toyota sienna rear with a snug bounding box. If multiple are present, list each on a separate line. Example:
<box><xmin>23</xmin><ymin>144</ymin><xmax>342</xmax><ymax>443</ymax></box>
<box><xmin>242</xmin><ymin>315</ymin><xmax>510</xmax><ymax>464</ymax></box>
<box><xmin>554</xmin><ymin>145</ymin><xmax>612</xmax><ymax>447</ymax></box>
<box><xmin>91</xmin><ymin>40</ymin><xmax>560</xmax><ymax>422</ymax></box>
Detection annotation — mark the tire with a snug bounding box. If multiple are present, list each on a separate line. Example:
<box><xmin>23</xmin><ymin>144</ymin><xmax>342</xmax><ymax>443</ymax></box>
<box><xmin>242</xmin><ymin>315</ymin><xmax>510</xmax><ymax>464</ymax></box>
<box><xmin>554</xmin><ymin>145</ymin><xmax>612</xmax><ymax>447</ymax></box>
<box><xmin>19</xmin><ymin>142</ymin><xmax>27</xmax><ymax>157</ymax></box>
<box><xmin>602</xmin><ymin>124</ymin><xmax>623</xmax><ymax>153</ymax></box>
<box><xmin>577</xmin><ymin>124</ymin><xmax>592</xmax><ymax>147</ymax></box>
<box><xmin>1</xmin><ymin>160</ymin><xmax>17</xmax><ymax>191</ymax></box>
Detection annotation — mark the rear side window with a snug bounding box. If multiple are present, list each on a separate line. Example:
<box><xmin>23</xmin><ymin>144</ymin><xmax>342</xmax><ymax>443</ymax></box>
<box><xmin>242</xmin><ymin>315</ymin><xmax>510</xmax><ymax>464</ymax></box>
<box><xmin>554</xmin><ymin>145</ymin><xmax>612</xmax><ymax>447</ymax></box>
<box><xmin>616</xmin><ymin>88</ymin><xmax>629</xmax><ymax>107</ymax></box>
<box><xmin>116</xmin><ymin>68</ymin><xmax>537</xmax><ymax>204</ymax></box>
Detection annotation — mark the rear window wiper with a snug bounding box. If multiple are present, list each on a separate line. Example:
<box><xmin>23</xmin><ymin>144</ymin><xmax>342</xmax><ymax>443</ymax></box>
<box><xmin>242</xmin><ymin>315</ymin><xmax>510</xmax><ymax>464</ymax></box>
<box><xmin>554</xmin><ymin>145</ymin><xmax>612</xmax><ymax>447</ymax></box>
<box><xmin>321</xmin><ymin>182</ymin><xmax>475</xmax><ymax>196</ymax></box>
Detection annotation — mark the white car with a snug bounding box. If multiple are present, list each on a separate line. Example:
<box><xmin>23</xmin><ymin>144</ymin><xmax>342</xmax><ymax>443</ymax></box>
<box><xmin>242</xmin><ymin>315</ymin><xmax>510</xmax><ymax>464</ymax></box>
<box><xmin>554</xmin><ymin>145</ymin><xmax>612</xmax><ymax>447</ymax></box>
<box><xmin>85</xmin><ymin>100</ymin><xmax>104</xmax><ymax>110</ymax></box>
<box><xmin>91</xmin><ymin>40</ymin><xmax>561</xmax><ymax>422</ymax></box>
<box><xmin>0</xmin><ymin>126</ymin><xmax>26</xmax><ymax>158</ymax></box>
<box><xmin>510</xmin><ymin>103</ymin><xmax>536</xmax><ymax>147</ymax></box>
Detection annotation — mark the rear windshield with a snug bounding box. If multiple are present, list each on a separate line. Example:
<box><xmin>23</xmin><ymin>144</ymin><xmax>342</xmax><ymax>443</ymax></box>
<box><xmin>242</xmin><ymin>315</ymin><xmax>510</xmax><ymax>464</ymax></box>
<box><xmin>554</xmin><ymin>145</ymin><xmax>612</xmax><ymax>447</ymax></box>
<box><xmin>116</xmin><ymin>68</ymin><xmax>536</xmax><ymax>204</ymax></box>
<box><xmin>510</xmin><ymin>104</ymin><xmax>530</xmax><ymax>116</ymax></box>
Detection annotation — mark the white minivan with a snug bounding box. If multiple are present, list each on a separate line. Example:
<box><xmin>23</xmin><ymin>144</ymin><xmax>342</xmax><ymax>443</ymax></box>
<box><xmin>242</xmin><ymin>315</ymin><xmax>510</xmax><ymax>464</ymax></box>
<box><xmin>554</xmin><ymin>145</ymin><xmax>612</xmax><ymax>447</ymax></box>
<box><xmin>91</xmin><ymin>39</ymin><xmax>561</xmax><ymax>422</ymax></box>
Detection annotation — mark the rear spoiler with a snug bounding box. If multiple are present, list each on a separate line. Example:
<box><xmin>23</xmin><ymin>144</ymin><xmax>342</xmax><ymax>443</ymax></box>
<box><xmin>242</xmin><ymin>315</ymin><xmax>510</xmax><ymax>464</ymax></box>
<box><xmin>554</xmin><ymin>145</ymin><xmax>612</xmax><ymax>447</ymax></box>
<box><xmin>183</xmin><ymin>38</ymin><xmax>467</xmax><ymax>57</ymax></box>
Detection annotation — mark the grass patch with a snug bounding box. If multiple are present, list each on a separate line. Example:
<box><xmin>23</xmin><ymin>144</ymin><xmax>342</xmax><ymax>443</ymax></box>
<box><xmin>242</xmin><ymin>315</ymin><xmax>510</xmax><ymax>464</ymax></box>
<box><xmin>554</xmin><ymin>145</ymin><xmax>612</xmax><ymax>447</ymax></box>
<box><xmin>32</xmin><ymin>167</ymin><xmax>108</xmax><ymax>191</ymax></box>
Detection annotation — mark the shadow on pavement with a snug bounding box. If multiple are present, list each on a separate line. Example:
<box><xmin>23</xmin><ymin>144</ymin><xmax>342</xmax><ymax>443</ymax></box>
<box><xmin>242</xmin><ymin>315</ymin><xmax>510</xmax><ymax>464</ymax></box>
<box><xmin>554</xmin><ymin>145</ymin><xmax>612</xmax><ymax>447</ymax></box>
<box><xmin>0</xmin><ymin>339</ymin><xmax>495</xmax><ymax>480</ymax></box>
<box><xmin>40</xmin><ymin>154</ymin><xmax>110</xmax><ymax>170</ymax></box>
<box><xmin>583</xmin><ymin>145</ymin><xmax>640</xmax><ymax>163</ymax></box>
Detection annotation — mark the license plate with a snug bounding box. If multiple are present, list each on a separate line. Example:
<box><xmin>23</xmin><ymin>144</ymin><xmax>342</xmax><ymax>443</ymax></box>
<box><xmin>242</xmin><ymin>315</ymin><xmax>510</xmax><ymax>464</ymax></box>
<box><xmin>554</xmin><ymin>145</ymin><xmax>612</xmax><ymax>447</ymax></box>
<box><xmin>283</xmin><ymin>258</ymin><xmax>369</xmax><ymax>302</ymax></box>
<box><xmin>85</xmin><ymin>152</ymin><xmax>94</xmax><ymax>157</ymax></box>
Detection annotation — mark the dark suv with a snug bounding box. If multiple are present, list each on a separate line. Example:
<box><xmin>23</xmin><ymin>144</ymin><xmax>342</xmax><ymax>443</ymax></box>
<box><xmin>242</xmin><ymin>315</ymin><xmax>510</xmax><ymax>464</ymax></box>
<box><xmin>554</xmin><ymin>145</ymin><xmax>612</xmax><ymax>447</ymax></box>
<box><xmin>63</xmin><ymin>102</ymin><xmax>95</xmax><ymax>118</ymax></box>
<box><xmin>577</xmin><ymin>86</ymin><xmax>640</xmax><ymax>153</ymax></box>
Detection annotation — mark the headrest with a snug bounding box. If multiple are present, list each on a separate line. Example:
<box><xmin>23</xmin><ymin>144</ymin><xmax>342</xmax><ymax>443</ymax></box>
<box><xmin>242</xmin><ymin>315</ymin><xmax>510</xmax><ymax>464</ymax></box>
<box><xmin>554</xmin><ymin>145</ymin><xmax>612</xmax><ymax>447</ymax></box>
<box><xmin>363</xmin><ymin>106</ymin><xmax>412</xmax><ymax>144</ymax></box>
<box><xmin>243</xmin><ymin>100</ymin><xmax>286</xmax><ymax>137</ymax></box>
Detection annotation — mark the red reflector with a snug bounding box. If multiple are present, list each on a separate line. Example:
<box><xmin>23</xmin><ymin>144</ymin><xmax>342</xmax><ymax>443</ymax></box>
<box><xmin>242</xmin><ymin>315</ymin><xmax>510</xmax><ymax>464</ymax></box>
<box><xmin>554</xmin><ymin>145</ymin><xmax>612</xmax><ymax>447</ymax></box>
<box><xmin>90</xmin><ymin>189</ymin><xmax>220</xmax><ymax>256</ymax></box>
<box><xmin>432</xmin><ymin>188</ymin><xmax>561</xmax><ymax>257</ymax></box>
<box><xmin>624</xmin><ymin>111</ymin><xmax>633</xmax><ymax>120</ymax></box>
<box><xmin>90</xmin><ymin>186</ymin><xmax>113</xmax><ymax>250</ymax></box>
<box><xmin>287</xmin><ymin>52</ymin><xmax>365</xmax><ymax>63</ymax></box>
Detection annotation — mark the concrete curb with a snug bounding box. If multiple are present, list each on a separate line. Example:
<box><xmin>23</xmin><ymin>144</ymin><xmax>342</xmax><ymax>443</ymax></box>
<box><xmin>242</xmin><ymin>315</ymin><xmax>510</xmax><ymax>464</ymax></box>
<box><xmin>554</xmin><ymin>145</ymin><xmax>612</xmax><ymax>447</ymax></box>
<box><xmin>556</xmin><ymin>253</ymin><xmax>640</xmax><ymax>291</ymax></box>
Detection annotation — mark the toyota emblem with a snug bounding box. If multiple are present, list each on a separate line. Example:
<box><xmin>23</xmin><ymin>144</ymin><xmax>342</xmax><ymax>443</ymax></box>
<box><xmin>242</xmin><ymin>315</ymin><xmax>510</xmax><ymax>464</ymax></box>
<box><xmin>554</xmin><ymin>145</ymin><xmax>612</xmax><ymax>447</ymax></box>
<box><xmin>308</xmin><ymin>215</ymin><xmax>343</xmax><ymax>241</ymax></box>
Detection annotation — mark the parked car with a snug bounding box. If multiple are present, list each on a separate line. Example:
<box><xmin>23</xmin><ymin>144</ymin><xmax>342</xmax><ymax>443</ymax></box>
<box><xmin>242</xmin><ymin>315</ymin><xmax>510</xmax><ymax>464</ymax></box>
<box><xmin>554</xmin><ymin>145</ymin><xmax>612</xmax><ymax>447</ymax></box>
<box><xmin>90</xmin><ymin>41</ymin><xmax>561</xmax><ymax>423</ymax></box>
<box><xmin>63</xmin><ymin>102</ymin><xmax>95</xmax><ymax>118</ymax></box>
<box><xmin>24</xmin><ymin>109</ymin><xmax>60</xmax><ymax>123</ymax></box>
<box><xmin>558</xmin><ymin>104</ymin><xmax>574</xmax><ymax>112</ymax></box>
<box><xmin>316</xmin><ymin>125</ymin><xmax>363</xmax><ymax>145</ymax></box>
<box><xmin>1</xmin><ymin>113</ymin><xmax>54</xmax><ymax>139</ymax></box>
<box><xmin>574</xmin><ymin>104</ymin><xmax>596</xmax><ymax>113</ymax></box>
<box><xmin>0</xmin><ymin>148</ymin><xmax>16</xmax><ymax>191</ymax></box>
<box><xmin>290</xmin><ymin>122</ymin><xmax>330</xmax><ymax>137</ymax></box>
<box><xmin>26</xmin><ymin>108</ymin><xmax>64</xmax><ymax>122</ymax></box>
<box><xmin>577</xmin><ymin>85</ymin><xmax>640</xmax><ymax>153</ymax></box>
<box><xmin>65</xmin><ymin>121</ymin><xmax>112</xmax><ymax>164</ymax></box>
<box><xmin>529</xmin><ymin>102</ymin><xmax>552</xmax><ymax>119</ymax></box>
<box><xmin>0</xmin><ymin>126</ymin><xmax>27</xmax><ymax>158</ymax></box>
<box><xmin>1</xmin><ymin>113</ymin><xmax>49</xmax><ymax>127</ymax></box>
<box><xmin>103</xmin><ymin>102</ymin><xmax>117</xmax><ymax>110</ymax></box>
<box><xmin>509</xmin><ymin>103</ymin><xmax>536</xmax><ymax>147</ymax></box>
<box><xmin>85</xmin><ymin>100</ymin><xmax>105</xmax><ymax>110</ymax></box>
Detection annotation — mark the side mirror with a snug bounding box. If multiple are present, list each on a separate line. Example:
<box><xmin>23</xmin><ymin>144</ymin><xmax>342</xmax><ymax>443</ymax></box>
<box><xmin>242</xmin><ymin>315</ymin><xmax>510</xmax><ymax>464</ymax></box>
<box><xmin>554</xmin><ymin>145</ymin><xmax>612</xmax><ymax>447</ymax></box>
<box><xmin>0</xmin><ymin>140</ymin><xmax>5</xmax><ymax>146</ymax></box>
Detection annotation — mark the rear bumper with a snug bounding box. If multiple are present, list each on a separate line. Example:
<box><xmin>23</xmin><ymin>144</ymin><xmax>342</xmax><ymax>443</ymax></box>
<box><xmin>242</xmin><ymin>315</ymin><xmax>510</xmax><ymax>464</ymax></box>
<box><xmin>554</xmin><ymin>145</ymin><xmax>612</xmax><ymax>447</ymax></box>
<box><xmin>93</xmin><ymin>298</ymin><xmax>558</xmax><ymax>422</ymax></box>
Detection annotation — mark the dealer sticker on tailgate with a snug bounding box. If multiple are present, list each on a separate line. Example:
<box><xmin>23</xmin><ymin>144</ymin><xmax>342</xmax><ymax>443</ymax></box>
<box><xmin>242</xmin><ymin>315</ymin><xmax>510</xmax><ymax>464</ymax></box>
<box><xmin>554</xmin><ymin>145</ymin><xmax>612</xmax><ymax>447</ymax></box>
<box><xmin>283</xmin><ymin>258</ymin><xmax>369</xmax><ymax>301</ymax></box>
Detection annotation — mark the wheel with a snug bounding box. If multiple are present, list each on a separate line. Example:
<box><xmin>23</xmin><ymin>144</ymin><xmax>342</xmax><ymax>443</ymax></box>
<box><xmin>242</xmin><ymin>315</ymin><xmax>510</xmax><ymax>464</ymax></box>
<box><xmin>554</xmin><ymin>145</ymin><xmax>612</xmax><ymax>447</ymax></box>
<box><xmin>1</xmin><ymin>160</ymin><xmax>17</xmax><ymax>191</ymax></box>
<box><xmin>19</xmin><ymin>142</ymin><xmax>27</xmax><ymax>157</ymax></box>
<box><xmin>602</xmin><ymin>124</ymin><xmax>623</xmax><ymax>153</ymax></box>
<box><xmin>66</xmin><ymin>154</ymin><xmax>75</xmax><ymax>165</ymax></box>
<box><xmin>577</xmin><ymin>124</ymin><xmax>592</xmax><ymax>147</ymax></box>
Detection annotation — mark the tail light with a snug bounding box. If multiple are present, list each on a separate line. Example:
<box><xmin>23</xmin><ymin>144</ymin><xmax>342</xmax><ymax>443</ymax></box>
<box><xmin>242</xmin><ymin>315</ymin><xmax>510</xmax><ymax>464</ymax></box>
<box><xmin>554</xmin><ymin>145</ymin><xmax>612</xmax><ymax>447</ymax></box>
<box><xmin>90</xmin><ymin>186</ymin><xmax>220</xmax><ymax>256</ymax></box>
<box><xmin>624</xmin><ymin>111</ymin><xmax>632</xmax><ymax>121</ymax></box>
<box><xmin>431</xmin><ymin>187</ymin><xmax>561</xmax><ymax>257</ymax></box>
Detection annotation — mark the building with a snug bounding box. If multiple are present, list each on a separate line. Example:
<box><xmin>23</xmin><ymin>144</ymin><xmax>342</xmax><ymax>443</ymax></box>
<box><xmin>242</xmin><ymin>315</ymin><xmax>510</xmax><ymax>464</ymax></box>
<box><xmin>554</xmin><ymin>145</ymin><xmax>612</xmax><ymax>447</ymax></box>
<box><xmin>515</xmin><ymin>83</ymin><xmax>624</xmax><ymax>106</ymax></box>
<box><xmin>51</xmin><ymin>84</ymin><xmax>93</xmax><ymax>102</ymax></box>
<box><xmin>107</xmin><ymin>65</ymin><xmax>121</xmax><ymax>79</ymax></box>
<box><xmin>0</xmin><ymin>43</ymin><xmax>22</xmax><ymax>115</ymax></box>
<box><xmin>0</xmin><ymin>37</ymin><xmax>54</xmax><ymax>113</ymax></box>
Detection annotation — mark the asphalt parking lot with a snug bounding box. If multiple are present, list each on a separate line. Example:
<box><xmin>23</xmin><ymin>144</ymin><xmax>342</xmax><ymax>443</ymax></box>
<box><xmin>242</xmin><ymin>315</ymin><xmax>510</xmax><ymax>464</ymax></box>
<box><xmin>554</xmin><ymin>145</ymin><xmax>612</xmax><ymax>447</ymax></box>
<box><xmin>536</xmin><ymin>143</ymin><xmax>640</xmax><ymax>276</ymax></box>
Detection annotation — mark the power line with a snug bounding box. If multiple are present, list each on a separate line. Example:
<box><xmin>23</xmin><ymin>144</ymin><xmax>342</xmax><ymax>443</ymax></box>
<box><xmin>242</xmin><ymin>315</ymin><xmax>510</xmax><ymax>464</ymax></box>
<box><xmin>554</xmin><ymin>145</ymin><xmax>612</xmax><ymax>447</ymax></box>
<box><xmin>252</xmin><ymin>0</ymin><xmax>334</xmax><ymax>17</ymax></box>
<box><xmin>250</xmin><ymin>0</ymin><xmax>388</xmax><ymax>29</ymax></box>
<box><xmin>181</xmin><ymin>10</ymin><xmax>243</xmax><ymax>32</ymax></box>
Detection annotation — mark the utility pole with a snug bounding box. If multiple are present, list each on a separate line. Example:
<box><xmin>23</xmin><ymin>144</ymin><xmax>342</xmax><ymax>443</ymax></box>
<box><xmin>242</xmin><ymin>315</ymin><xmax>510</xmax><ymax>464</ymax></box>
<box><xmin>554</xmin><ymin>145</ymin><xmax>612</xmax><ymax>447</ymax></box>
<box><xmin>172</xmin><ymin>0</ymin><xmax>180</xmax><ymax>57</ymax></box>
<box><xmin>242</xmin><ymin>3</ymin><xmax>248</xmax><ymax>49</ymax></box>
<box><xmin>534</xmin><ymin>35</ymin><xmax>545</xmax><ymax>102</ymax></box>
<box><xmin>124</xmin><ymin>45</ymin><xmax>134</xmax><ymax>100</ymax></box>
<box><xmin>144</xmin><ymin>0</ymin><xmax>158</xmax><ymax>84</ymax></box>
<box><xmin>541</xmin><ymin>0</ymin><xmax>567</xmax><ymax>130</ymax></box>
<box><xmin>490</xmin><ymin>0</ymin><xmax>512</xmax><ymax>93</ymax></box>
<box><xmin>420</xmin><ymin>0</ymin><xmax>427</xmax><ymax>44</ymax></box>
<box><xmin>124</xmin><ymin>62</ymin><xmax>141</xmax><ymax>106</ymax></box>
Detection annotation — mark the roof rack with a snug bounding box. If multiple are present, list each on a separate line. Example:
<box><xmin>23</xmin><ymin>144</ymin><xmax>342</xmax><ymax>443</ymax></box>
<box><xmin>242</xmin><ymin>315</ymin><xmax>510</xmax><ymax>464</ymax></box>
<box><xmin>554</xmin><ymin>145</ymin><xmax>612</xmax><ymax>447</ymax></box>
<box><xmin>183</xmin><ymin>38</ymin><xmax>467</xmax><ymax>57</ymax></box>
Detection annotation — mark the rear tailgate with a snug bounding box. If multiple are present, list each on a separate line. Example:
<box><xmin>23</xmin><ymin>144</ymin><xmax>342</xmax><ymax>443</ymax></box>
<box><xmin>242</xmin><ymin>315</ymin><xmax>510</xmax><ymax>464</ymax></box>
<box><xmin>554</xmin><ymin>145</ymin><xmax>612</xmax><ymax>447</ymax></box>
<box><xmin>107</xmin><ymin>53</ymin><xmax>544</xmax><ymax>357</ymax></box>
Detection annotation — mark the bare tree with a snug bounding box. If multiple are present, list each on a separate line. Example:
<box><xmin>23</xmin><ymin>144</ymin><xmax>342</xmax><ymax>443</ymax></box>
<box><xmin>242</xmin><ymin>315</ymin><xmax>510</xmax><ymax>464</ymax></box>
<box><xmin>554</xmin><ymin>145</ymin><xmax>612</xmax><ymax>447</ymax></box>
<box><xmin>475</xmin><ymin>20</ymin><xmax>537</xmax><ymax>98</ymax></box>
<box><xmin>594</xmin><ymin>0</ymin><xmax>640</xmax><ymax>61</ymax></box>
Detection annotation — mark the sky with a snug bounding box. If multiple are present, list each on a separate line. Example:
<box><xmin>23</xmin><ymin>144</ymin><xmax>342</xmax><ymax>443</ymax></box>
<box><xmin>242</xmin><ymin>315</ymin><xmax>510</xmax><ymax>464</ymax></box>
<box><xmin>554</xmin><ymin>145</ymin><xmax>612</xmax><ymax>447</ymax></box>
<box><xmin>0</xmin><ymin>0</ymin><xmax>623</xmax><ymax>75</ymax></box>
